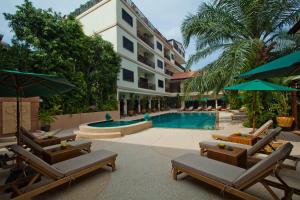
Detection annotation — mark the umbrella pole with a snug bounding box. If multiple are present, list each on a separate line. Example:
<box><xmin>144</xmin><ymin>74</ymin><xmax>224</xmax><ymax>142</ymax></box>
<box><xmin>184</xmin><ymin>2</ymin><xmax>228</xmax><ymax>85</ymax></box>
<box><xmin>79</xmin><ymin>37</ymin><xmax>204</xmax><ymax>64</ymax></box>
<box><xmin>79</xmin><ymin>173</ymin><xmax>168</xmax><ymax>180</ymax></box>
<box><xmin>16</xmin><ymin>87</ymin><xmax>21</xmax><ymax>146</ymax></box>
<box><xmin>252</xmin><ymin>91</ymin><xmax>257</xmax><ymax>132</ymax></box>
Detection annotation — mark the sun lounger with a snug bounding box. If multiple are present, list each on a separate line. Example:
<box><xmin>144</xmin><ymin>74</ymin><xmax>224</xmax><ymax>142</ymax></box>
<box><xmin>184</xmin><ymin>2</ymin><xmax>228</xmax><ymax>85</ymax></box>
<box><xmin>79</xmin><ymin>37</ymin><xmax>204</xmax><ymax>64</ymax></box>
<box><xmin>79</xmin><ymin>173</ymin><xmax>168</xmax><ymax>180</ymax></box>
<box><xmin>212</xmin><ymin>120</ymin><xmax>273</xmax><ymax>141</ymax></box>
<box><xmin>187</xmin><ymin>106</ymin><xmax>194</xmax><ymax>111</ymax></box>
<box><xmin>204</xmin><ymin>106</ymin><xmax>212</xmax><ymax>111</ymax></box>
<box><xmin>195</xmin><ymin>106</ymin><xmax>203</xmax><ymax>111</ymax></box>
<box><xmin>21</xmin><ymin>127</ymin><xmax>76</xmax><ymax>147</ymax></box>
<box><xmin>3</xmin><ymin>144</ymin><xmax>117</xmax><ymax>200</ymax></box>
<box><xmin>22</xmin><ymin>134</ymin><xmax>91</xmax><ymax>163</ymax></box>
<box><xmin>200</xmin><ymin>127</ymin><xmax>299</xmax><ymax>169</ymax></box>
<box><xmin>172</xmin><ymin>143</ymin><xmax>299</xmax><ymax>200</ymax></box>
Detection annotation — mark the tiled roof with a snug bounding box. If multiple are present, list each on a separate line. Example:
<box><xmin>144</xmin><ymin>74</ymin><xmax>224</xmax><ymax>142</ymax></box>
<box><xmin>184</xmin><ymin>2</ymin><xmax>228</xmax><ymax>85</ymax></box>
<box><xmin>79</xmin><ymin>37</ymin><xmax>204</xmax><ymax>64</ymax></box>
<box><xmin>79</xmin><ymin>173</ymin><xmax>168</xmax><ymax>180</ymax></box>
<box><xmin>171</xmin><ymin>71</ymin><xmax>198</xmax><ymax>80</ymax></box>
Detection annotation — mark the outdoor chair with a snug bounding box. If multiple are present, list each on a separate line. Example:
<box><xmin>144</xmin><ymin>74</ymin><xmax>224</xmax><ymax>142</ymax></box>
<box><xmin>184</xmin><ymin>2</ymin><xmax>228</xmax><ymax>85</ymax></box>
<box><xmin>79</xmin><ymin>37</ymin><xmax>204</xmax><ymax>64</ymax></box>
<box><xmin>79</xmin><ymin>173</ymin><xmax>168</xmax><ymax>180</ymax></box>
<box><xmin>200</xmin><ymin>127</ymin><xmax>299</xmax><ymax>169</ymax></box>
<box><xmin>204</xmin><ymin>106</ymin><xmax>212</xmax><ymax>111</ymax></box>
<box><xmin>195</xmin><ymin>106</ymin><xmax>203</xmax><ymax>111</ymax></box>
<box><xmin>22</xmin><ymin>134</ymin><xmax>92</xmax><ymax>163</ymax></box>
<box><xmin>187</xmin><ymin>106</ymin><xmax>194</xmax><ymax>111</ymax></box>
<box><xmin>1</xmin><ymin>144</ymin><xmax>117</xmax><ymax>200</ymax></box>
<box><xmin>21</xmin><ymin>127</ymin><xmax>76</xmax><ymax>147</ymax></box>
<box><xmin>211</xmin><ymin>120</ymin><xmax>273</xmax><ymax>141</ymax></box>
<box><xmin>171</xmin><ymin>143</ymin><xmax>300</xmax><ymax>200</ymax></box>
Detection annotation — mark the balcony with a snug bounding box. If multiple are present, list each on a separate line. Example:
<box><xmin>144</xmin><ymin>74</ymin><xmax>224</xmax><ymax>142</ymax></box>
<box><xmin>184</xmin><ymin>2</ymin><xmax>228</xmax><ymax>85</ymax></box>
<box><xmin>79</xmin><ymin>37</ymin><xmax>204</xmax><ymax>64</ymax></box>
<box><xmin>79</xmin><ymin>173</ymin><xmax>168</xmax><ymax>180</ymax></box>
<box><xmin>164</xmin><ymin>53</ymin><xmax>170</xmax><ymax>61</ymax></box>
<box><xmin>138</xmin><ymin>55</ymin><xmax>155</xmax><ymax>69</ymax></box>
<box><xmin>165</xmin><ymin>69</ymin><xmax>173</xmax><ymax>76</ymax></box>
<box><xmin>138</xmin><ymin>79</ymin><xmax>155</xmax><ymax>90</ymax></box>
<box><xmin>137</xmin><ymin>31</ymin><xmax>154</xmax><ymax>49</ymax></box>
<box><xmin>175</xmin><ymin>61</ymin><xmax>184</xmax><ymax>70</ymax></box>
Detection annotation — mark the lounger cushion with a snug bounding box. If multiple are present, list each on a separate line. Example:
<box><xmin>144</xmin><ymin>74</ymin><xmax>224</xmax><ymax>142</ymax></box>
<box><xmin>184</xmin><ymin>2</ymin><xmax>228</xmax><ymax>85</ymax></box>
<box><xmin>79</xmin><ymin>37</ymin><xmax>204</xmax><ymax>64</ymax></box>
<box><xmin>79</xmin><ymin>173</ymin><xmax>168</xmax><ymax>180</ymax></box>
<box><xmin>233</xmin><ymin>143</ymin><xmax>293</xmax><ymax>188</ymax></box>
<box><xmin>53</xmin><ymin>149</ymin><xmax>117</xmax><ymax>176</ymax></box>
<box><xmin>199</xmin><ymin>140</ymin><xmax>252</xmax><ymax>151</ymax></box>
<box><xmin>9</xmin><ymin>145</ymin><xmax>64</xmax><ymax>179</ymax></box>
<box><xmin>171</xmin><ymin>154</ymin><xmax>246</xmax><ymax>185</ymax></box>
<box><xmin>251</xmin><ymin>153</ymin><xmax>299</xmax><ymax>169</ymax></box>
<box><xmin>55</xmin><ymin>132</ymin><xmax>76</xmax><ymax>140</ymax></box>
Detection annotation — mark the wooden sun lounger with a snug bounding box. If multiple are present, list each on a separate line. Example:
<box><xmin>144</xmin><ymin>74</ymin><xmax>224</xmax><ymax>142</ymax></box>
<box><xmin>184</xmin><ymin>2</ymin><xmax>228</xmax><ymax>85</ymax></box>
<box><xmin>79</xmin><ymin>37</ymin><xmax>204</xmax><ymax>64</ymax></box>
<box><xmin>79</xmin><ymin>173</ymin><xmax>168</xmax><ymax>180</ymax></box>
<box><xmin>200</xmin><ymin>127</ymin><xmax>299</xmax><ymax>170</ymax></box>
<box><xmin>22</xmin><ymin>134</ymin><xmax>92</xmax><ymax>164</ymax></box>
<box><xmin>211</xmin><ymin>120</ymin><xmax>273</xmax><ymax>141</ymax></box>
<box><xmin>2</xmin><ymin>145</ymin><xmax>117</xmax><ymax>200</ymax></box>
<box><xmin>172</xmin><ymin>143</ymin><xmax>299</xmax><ymax>200</ymax></box>
<box><xmin>21</xmin><ymin>127</ymin><xmax>76</xmax><ymax>147</ymax></box>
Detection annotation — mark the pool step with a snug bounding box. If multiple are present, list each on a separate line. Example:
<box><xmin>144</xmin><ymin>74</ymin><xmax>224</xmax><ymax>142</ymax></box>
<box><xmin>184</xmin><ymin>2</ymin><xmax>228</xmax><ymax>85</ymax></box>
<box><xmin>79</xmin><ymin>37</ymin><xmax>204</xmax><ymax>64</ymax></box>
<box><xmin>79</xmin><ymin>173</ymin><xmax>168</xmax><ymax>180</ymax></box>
<box><xmin>75</xmin><ymin>130</ymin><xmax>122</xmax><ymax>139</ymax></box>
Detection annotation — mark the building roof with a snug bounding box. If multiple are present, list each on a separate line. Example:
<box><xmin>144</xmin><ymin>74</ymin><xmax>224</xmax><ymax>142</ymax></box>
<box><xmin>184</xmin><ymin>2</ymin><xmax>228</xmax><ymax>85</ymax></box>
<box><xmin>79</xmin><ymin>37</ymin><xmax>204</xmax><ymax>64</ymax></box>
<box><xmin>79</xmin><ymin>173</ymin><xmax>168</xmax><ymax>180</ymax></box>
<box><xmin>171</xmin><ymin>71</ymin><xmax>198</xmax><ymax>80</ymax></box>
<box><xmin>288</xmin><ymin>20</ymin><xmax>300</xmax><ymax>34</ymax></box>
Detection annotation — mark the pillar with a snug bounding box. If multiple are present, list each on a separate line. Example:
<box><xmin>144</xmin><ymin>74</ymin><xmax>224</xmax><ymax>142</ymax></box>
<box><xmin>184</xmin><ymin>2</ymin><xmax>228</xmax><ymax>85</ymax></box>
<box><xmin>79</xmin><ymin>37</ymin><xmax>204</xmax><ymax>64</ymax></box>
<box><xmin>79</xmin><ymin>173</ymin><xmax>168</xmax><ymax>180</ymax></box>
<box><xmin>138</xmin><ymin>97</ymin><xmax>141</xmax><ymax>113</ymax></box>
<box><xmin>123</xmin><ymin>97</ymin><xmax>127</xmax><ymax>116</ymax></box>
<box><xmin>148</xmin><ymin>98</ymin><xmax>152</xmax><ymax>110</ymax></box>
<box><xmin>158</xmin><ymin>99</ymin><xmax>161</xmax><ymax>111</ymax></box>
<box><xmin>215</xmin><ymin>99</ymin><xmax>218</xmax><ymax>109</ymax></box>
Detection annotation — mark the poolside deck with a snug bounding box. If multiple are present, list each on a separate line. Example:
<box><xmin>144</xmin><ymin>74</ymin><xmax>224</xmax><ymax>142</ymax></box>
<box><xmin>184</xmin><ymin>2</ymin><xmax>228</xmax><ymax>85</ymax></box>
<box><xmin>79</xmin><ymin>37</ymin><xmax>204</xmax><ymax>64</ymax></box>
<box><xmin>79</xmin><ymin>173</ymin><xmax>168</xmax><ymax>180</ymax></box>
<box><xmin>1</xmin><ymin>111</ymin><xmax>300</xmax><ymax>199</ymax></box>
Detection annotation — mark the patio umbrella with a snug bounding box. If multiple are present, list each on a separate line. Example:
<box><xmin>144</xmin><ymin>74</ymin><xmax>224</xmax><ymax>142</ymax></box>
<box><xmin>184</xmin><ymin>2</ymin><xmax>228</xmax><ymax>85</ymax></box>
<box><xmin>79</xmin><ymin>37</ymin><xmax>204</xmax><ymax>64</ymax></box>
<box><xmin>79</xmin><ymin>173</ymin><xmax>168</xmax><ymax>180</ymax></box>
<box><xmin>239</xmin><ymin>50</ymin><xmax>300</xmax><ymax>79</ymax></box>
<box><xmin>224</xmin><ymin>79</ymin><xmax>297</xmax><ymax>131</ymax></box>
<box><xmin>0</xmin><ymin>69</ymin><xmax>75</xmax><ymax>145</ymax></box>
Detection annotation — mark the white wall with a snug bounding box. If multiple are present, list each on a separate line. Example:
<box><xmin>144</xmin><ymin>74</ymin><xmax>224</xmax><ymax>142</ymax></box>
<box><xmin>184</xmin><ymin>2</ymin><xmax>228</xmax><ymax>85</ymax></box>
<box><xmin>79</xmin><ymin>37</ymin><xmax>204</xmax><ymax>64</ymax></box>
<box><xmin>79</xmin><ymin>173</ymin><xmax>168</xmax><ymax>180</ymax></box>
<box><xmin>117</xmin><ymin>58</ymin><xmax>139</xmax><ymax>89</ymax></box>
<box><xmin>156</xmin><ymin>74</ymin><xmax>165</xmax><ymax>93</ymax></box>
<box><xmin>117</xmin><ymin>27</ymin><xmax>137</xmax><ymax>61</ymax></box>
<box><xmin>78</xmin><ymin>0</ymin><xmax>117</xmax><ymax>36</ymax></box>
<box><xmin>98</xmin><ymin>26</ymin><xmax>118</xmax><ymax>51</ymax></box>
<box><xmin>117</xmin><ymin>0</ymin><xmax>137</xmax><ymax>36</ymax></box>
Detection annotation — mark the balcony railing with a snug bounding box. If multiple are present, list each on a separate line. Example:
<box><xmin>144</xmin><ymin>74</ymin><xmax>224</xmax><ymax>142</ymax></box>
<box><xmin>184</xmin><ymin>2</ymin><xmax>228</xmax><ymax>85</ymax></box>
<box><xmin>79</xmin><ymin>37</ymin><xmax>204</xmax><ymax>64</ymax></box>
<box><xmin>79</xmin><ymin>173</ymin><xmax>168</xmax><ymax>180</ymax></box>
<box><xmin>164</xmin><ymin>53</ymin><xmax>170</xmax><ymax>61</ymax></box>
<box><xmin>138</xmin><ymin>55</ymin><xmax>155</xmax><ymax>68</ymax></box>
<box><xmin>165</xmin><ymin>87</ymin><xmax>180</xmax><ymax>93</ymax></box>
<box><xmin>175</xmin><ymin>61</ymin><xmax>184</xmax><ymax>70</ymax></box>
<box><xmin>137</xmin><ymin>31</ymin><xmax>154</xmax><ymax>49</ymax></box>
<box><xmin>165</xmin><ymin>69</ymin><xmax>173</xmax><ymax>76</ymax></box>
<box><xmin>138</xmin><ymin>80</ymin><xmax>155</xmax><ymax>90</ymax></box>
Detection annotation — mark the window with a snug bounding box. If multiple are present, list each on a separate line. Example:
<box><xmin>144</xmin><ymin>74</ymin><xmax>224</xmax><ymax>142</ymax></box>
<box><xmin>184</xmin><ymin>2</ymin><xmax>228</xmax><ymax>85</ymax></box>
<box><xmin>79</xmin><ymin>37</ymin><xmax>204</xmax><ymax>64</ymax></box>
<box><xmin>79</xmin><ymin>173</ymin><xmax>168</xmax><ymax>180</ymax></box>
<box><xmin>123</xmin><ymin>36</ymin><xmax>134</xmax><ymax>52</ymax></box>
<box><xmin>156</xmin><ymin>41</ymin><xmax>162</xmax><ymax>51</ymax></box>
<box><xmin>122</xmin><ymin>9</ymin><xmax>133</xmax><ymax>27</ymax></box>
<box><xmin>122</xmin><ymin>68</ymin><xmax>134</xmax><ymax>82</ymax></box>
<box><xmin>157</xmin><ymin>59</ymin><xmax>163</xmax><ymax>69</ymax></box>
<box><xmin>158</xmin><ymin>80</ymin><xmax>164</xmax><ymax>88</ymax></box>
<box><xmin>171</xmin><ymin>54</ymin><xmax>174</xmax><ymax>60</ymax></box>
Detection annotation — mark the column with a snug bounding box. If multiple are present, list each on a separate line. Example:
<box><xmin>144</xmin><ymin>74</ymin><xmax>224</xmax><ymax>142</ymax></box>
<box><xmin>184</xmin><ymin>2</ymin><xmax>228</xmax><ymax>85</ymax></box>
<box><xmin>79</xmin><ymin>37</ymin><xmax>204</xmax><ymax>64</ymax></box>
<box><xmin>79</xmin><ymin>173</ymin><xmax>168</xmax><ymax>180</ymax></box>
<box><xmin>123</xmin><ymin>98</ymin><xmax>127</xmax><ymax>116</ymax></box>
<box><xmin>138</xmin><ymin>97</ymin><xmax>141</xmax><ymax>113</ymax></box>
<box><xmin>158</xmin><ymin>99</ymin><xmax>161</xmax><ymax>111</ymax></box>
<box><xmin>148</xmin><ymin>98</ymin><xmax>152</xmax><ymax>111</ymax></box>
<box><xmin>215</xmin><ymin>99</ymin><xmax>218</xmax><ymax>109</ymax></box>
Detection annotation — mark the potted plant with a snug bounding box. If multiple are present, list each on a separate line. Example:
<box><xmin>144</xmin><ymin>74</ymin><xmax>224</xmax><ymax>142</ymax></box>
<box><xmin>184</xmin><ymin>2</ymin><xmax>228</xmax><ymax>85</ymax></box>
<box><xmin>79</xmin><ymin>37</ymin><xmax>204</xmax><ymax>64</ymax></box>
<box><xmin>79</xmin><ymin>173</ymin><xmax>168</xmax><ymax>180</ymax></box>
<box><xmin>273</xmin><ymin>94</ymin><xmax>294</xmax><ymax>128</ymax></box>
<box><xmin>38</xmin><ymin>109</ymin><xmax>57</xmax><ymax>132</ymax></box>
<box><xmin>127</xmin><ymin>95</ymin><xmax>135</xmax><ymax>116</ymax></box>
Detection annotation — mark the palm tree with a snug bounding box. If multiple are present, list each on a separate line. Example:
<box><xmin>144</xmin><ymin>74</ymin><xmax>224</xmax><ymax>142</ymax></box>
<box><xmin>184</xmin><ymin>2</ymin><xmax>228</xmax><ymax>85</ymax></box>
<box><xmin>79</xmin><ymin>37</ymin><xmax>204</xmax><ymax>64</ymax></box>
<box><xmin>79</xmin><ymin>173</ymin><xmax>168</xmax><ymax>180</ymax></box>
<box><xmin>182</xmin><ymin>0</ymin><xmax>300</xmax><ymax>94</ymax></box>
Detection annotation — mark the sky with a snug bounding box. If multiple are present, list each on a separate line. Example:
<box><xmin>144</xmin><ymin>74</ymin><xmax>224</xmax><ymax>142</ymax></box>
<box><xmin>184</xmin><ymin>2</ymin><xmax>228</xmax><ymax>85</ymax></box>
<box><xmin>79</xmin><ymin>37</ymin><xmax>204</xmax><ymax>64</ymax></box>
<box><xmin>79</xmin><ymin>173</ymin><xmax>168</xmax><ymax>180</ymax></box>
<box><xmin>0</xmin><ymin>0</ymin><xmax>220</xmax><ymax>70</ymax></box>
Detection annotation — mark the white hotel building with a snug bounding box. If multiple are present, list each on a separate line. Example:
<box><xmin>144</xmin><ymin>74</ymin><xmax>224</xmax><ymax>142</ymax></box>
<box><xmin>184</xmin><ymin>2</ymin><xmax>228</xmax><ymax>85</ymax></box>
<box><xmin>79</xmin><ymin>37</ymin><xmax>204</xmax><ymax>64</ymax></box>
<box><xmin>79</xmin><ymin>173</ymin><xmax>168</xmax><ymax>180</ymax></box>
<box><xmin>73</xmin><ymin>0</ymin><xmax>188</xmax><ymax>115</ymax></box>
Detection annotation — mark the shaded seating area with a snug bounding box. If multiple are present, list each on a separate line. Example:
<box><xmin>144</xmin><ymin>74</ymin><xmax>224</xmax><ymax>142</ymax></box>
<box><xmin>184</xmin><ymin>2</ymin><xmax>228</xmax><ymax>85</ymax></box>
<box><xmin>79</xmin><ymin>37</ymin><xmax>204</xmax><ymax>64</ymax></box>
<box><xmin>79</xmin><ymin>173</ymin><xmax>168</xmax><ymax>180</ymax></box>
<box><xmin>1</xmin><ymin>145</ymin><xmax>117</xmax><ymax>199</ymax></box>
<box><xmin>171</xmin><ymin>143</ymin><xmax>300</xmax><ymax>199</ymax></box>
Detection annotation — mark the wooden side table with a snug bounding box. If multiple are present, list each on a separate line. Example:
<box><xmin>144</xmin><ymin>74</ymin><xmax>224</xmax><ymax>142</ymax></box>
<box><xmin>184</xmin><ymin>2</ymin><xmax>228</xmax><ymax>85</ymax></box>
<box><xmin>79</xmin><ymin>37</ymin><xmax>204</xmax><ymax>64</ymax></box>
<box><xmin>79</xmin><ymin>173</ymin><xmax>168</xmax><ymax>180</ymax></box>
<box><xmin>43</xmin><ymin>145</ymin><xmax>82</xmax><ymax>164</ymax></box>
<box><xmin>206</xmin><ymin>146</ymin><xmax>247</xmax><ymax>168</ymax></box>
<box><xmin>227</xmin><ymin>134</ymin><xmax>257</xmax><ymax>145</ymax></box>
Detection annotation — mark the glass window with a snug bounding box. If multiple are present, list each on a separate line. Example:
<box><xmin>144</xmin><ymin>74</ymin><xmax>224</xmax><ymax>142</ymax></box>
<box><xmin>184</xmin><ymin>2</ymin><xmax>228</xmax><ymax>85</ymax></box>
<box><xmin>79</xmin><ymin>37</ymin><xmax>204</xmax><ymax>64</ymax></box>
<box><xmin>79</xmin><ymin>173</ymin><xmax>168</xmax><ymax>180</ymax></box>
<box><xmin>123</xmin><ymin>68</ymin><xmax>134</xmax><ymax>82</ymax></box>
<box><xmin>156</xmin><ymin>41</ymin><xmax>162</xmax><ymax>51</ymax></box>
<box><xmin>157</xmin><ymin>59</ymin><xmax>164</xmax><ymax>69</ymax></box>
<box><xmin>158</xmin><ymin>80</ymin><xmax>164</xmax><ymax>88</ymax></box>
<box><xmin>123</xmin><ymin>36</ymin><xmax>134</xmax><ymax>53</ymax></box>
<box><xmin>122</xmin><ymin>9</ymin><xmax>133</xmax><ymax>27</ymax></box>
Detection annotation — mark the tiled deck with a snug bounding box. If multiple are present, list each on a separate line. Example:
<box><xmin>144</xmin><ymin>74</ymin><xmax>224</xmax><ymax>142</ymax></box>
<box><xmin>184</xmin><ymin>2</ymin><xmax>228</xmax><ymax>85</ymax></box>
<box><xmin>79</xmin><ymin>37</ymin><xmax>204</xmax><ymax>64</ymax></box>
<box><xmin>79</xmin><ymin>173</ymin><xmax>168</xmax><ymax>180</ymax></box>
<box><xmin>1</xmin><ymin>111</ymin><xmax>300</xmax><ymax>199</ymax></box>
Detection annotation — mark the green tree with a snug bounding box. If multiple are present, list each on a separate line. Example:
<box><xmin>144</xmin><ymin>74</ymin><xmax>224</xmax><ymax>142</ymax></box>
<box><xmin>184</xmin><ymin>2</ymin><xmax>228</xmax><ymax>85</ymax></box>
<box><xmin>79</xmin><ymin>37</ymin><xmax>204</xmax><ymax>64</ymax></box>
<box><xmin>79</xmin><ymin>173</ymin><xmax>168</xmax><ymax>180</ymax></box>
<box><xmin>3</xmin><ymin>0</ymin><xmax>121</xmax><ymax>114</ymax></box>
<box><xmin>182</xmin><ymin>0</ymin><xmax>300</xmax><ymax>94</ymax></box>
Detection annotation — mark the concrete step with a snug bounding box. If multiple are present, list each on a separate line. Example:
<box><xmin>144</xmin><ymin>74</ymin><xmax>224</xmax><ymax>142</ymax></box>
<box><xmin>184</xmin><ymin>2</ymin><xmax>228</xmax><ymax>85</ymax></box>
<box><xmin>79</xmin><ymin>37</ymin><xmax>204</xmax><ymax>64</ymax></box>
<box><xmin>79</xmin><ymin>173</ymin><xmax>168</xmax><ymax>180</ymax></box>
<box><xmin>76</xmin><ymin>131</ymin><xmax>122</xmax><ymax>139</ymax></box>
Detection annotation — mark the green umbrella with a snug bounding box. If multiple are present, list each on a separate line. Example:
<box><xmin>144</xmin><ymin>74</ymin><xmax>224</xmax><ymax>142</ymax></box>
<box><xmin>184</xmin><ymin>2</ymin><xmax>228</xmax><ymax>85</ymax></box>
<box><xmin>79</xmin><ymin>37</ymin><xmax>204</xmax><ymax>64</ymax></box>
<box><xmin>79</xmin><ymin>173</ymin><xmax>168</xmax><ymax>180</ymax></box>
<box><xmin>240</xmin><ymin>50</ymin><xmax>300</xmax><ymax>79</ymax></box>
<box><xmin>225</xmin><ymin>79</ymin><xmax>297</xmax><ymax>131</ymax></box>
<box><xmin>0</xmin><ymin>69</ymin><xmax>75</xmax><ymax>145</ymax></box>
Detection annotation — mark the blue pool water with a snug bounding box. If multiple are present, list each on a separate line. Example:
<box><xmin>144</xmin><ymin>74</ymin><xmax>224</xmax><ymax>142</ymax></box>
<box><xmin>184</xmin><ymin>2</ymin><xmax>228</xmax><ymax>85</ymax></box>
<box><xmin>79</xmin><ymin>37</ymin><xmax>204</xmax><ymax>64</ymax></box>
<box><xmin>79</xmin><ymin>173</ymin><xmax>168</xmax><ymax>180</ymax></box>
<box><xmin>89</xmin><ymin>112</ymin><xmax>216</xmax><ymax>129</ymax></box>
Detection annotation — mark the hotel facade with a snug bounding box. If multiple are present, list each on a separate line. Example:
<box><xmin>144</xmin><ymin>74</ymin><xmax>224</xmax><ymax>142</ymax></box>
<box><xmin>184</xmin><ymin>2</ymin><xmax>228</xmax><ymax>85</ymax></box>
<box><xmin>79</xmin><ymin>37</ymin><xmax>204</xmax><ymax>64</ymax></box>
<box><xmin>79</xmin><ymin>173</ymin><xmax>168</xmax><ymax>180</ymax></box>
<box><xmin>74</xmin><ymin>0</ymin><xmax>187</xmax><ymax>115</ymax></box>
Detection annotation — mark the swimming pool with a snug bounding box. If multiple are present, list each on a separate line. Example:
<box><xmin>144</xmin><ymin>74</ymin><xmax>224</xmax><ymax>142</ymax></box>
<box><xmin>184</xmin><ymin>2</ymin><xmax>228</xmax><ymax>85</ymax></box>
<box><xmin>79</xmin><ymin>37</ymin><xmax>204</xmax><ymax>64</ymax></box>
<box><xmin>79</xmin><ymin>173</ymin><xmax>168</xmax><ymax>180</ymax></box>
<box><xmin>89</xmin><ymin>112</ymin><xmax>216</xmax><ymax>129</ymax></box>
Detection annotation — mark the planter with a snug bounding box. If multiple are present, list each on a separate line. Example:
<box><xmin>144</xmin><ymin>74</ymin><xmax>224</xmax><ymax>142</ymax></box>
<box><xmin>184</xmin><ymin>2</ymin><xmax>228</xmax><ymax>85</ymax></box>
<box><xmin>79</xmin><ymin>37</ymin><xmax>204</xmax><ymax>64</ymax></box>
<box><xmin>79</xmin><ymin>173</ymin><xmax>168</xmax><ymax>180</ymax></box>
<box><xmin>128</xmin><ymin>110</ymin><xmax>135</xmax><ymax>116</ymax></box>
<box><xmin>276</xmin><ymin>116</ymin><xmax>294</xmax><ymax>128</ymax></box>
<box><xmin>41</xmin><ymin>125</ymin><xmax>50</xmax><ymax>132</ymax></box>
